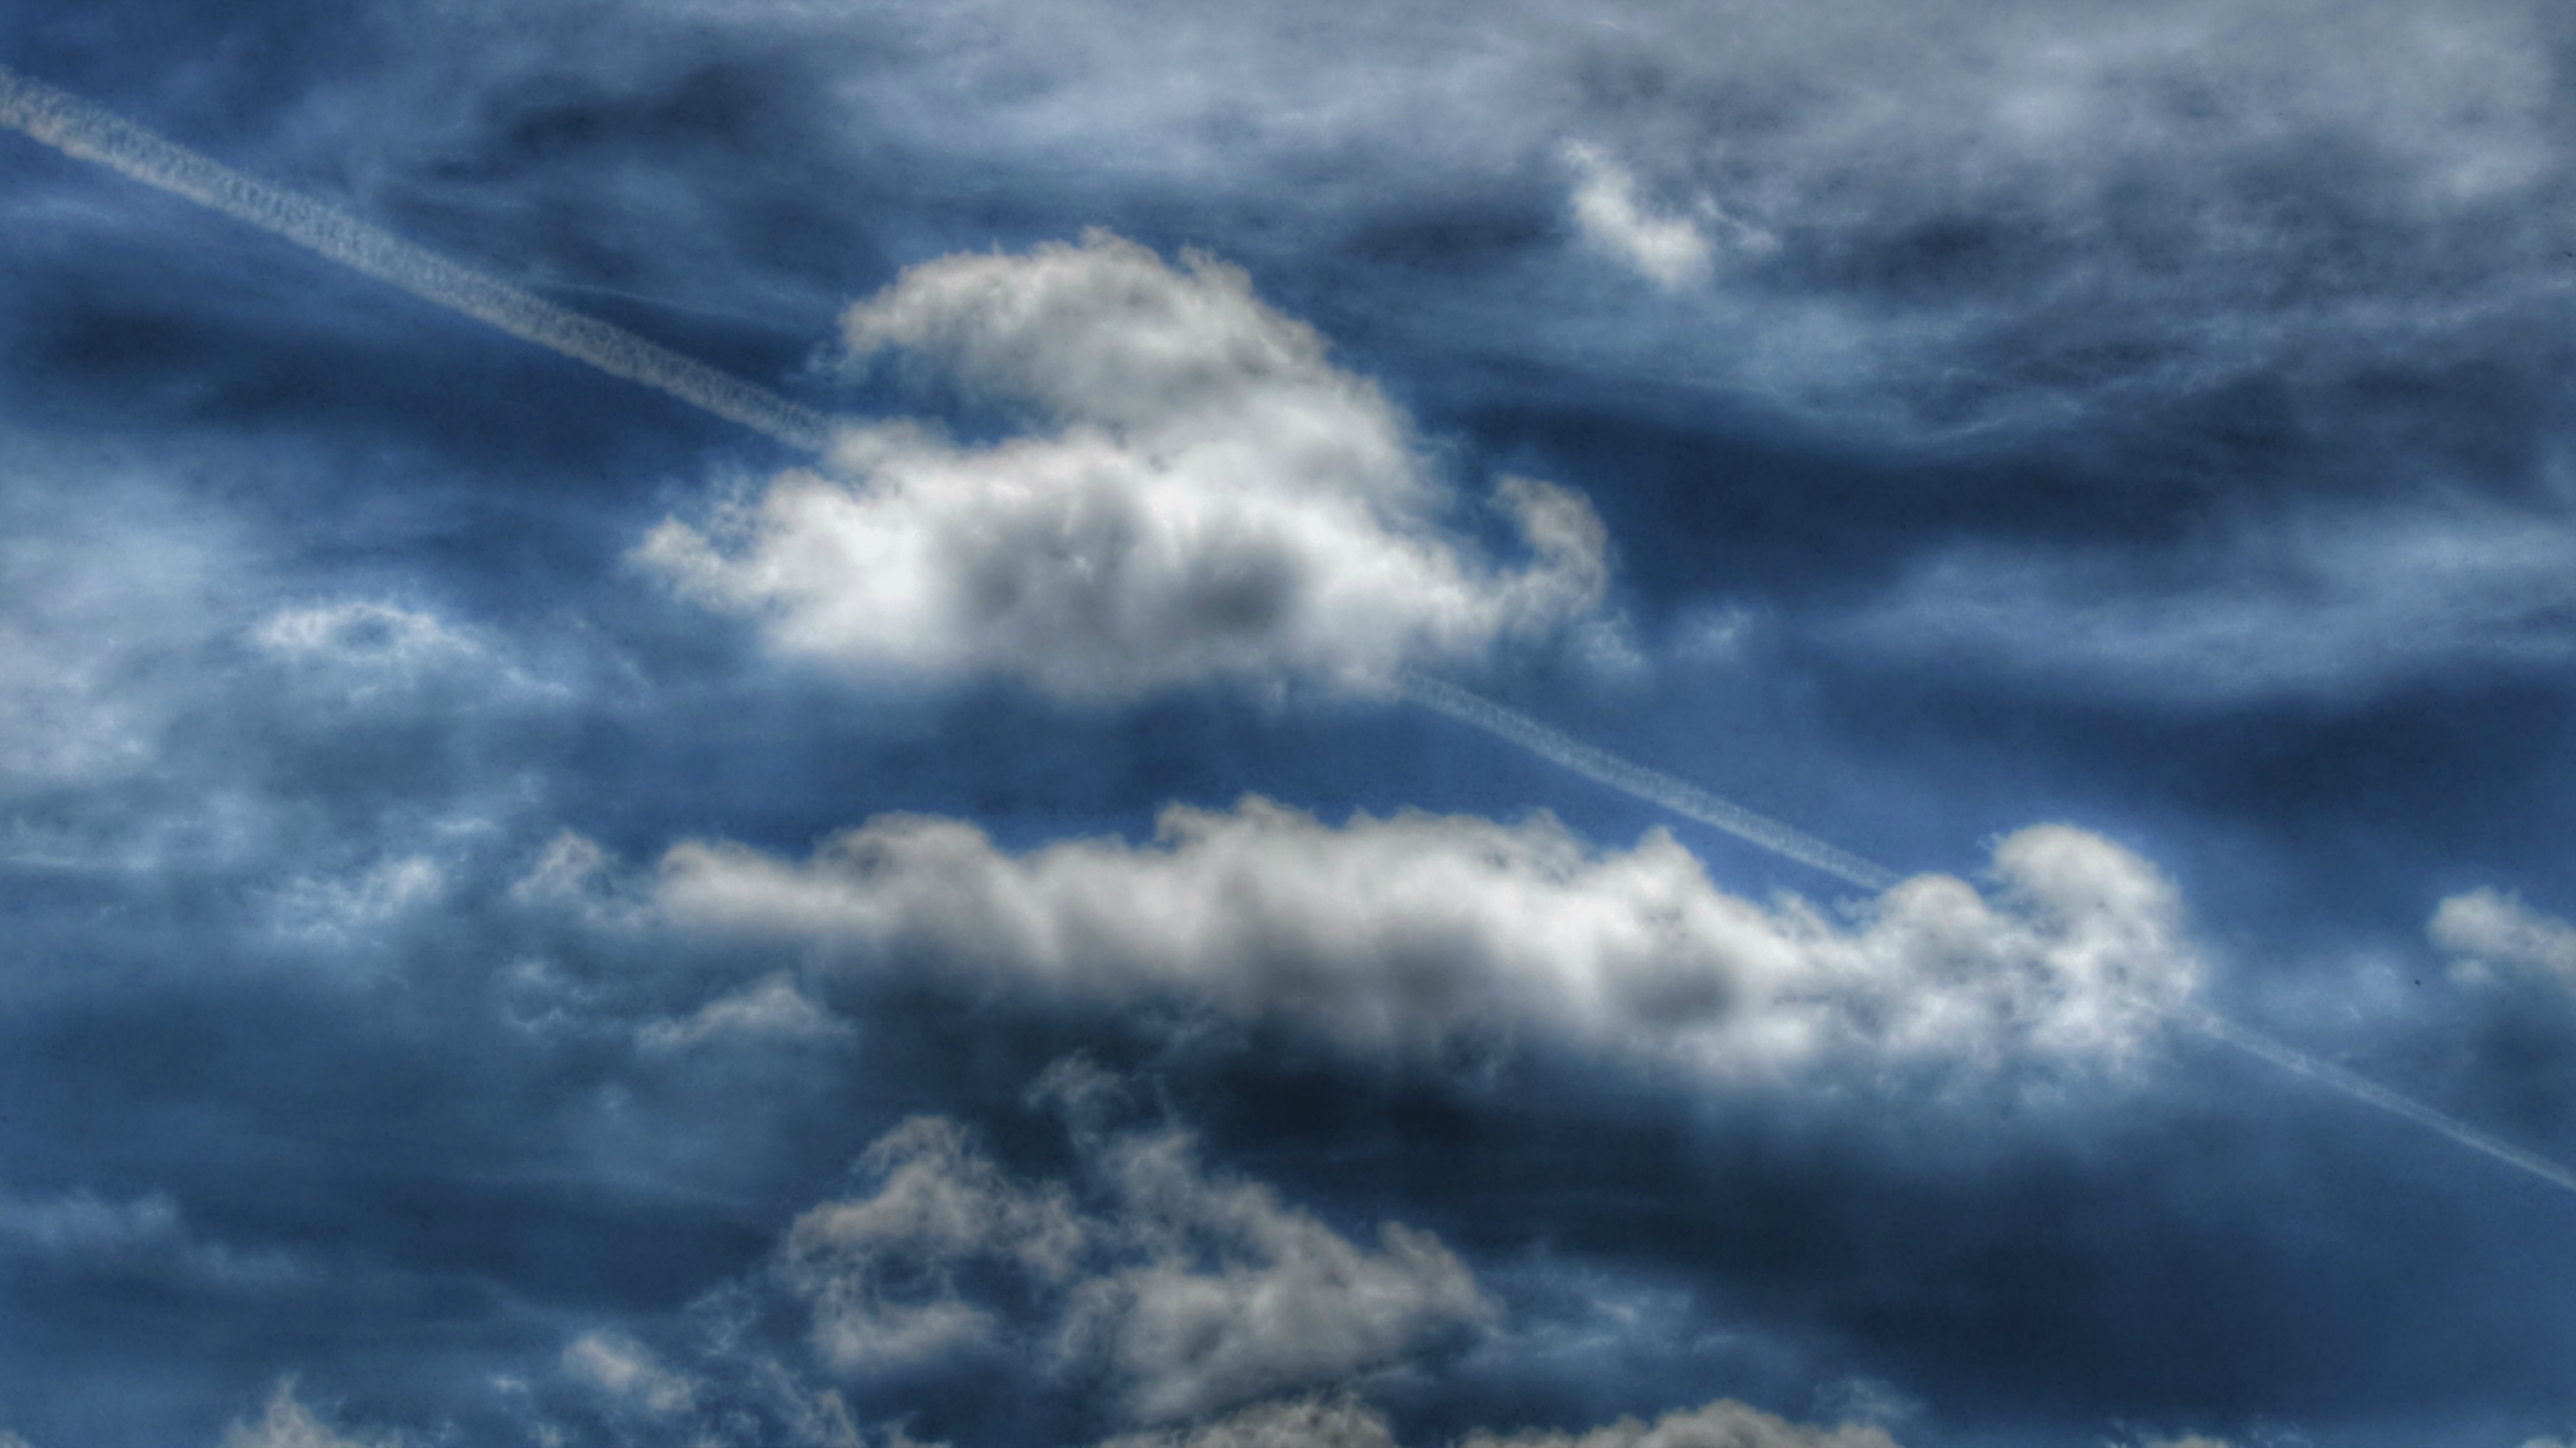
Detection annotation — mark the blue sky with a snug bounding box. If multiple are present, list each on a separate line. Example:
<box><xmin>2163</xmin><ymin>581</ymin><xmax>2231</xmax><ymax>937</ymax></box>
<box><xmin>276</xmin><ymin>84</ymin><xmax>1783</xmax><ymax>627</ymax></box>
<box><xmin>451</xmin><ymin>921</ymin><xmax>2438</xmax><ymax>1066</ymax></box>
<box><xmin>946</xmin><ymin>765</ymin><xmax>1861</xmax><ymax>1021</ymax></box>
<box><xmin>4</xmin><ymin>4</ymin><xmax>2576</xmax><ymax>1446</ymax></box>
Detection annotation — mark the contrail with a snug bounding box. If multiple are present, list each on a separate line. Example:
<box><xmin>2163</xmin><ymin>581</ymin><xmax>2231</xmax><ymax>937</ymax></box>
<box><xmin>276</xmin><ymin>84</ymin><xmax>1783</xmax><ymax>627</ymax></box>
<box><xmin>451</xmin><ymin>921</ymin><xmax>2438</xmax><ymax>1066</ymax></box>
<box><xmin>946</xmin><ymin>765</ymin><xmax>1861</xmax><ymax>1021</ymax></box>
<box><xmin>2177</xmin><ymin>1005</ymin><xmax>2576</xmax><ymax>1196</ymax></box>
<box><xmin>0</xmin><ymin>63</ymin><xmax>833</xmax><ymax>454</ymax></box>
<box><xmin>1400</xmin><ymin>677</ymin><xmax>2576</xmax><ymax>1199</ymax></box>
<box><xmin>1399</xmin><ymin>671</ymin><xmax>1902</xmax><ymax>891</ymax></box>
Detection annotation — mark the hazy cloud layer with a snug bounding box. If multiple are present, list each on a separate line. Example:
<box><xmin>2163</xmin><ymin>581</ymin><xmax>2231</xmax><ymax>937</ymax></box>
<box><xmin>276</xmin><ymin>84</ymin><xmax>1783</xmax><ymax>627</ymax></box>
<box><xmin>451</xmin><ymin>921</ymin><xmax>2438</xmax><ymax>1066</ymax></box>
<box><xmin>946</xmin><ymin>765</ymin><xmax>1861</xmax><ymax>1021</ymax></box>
<box><xmin>644</xmin><ymin>233</ymin><xmax>1607</xmax><ymax>699</ymax></box>
<box><xmin>649</xmin><ymin>798</ymin><xmax>2198</xmax><ymax>1077</ymax></box>
<box><xmin>1831</xmin><ymin>496</ymin><xmax>2576</xmax><ymax>705</ymax></box>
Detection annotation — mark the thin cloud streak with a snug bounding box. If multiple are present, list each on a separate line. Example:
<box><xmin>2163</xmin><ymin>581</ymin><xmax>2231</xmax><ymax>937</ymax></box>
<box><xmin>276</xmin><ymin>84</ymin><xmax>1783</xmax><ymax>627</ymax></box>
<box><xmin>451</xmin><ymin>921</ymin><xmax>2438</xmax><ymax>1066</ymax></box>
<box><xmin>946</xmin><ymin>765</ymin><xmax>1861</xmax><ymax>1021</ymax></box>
<box><xmin>1400</xmin><ymin>671</ymin><xmax>1903</xmax><ymax>892</ymax></box>
<box><xmin>2179</xmin><ymin>1004</ymin><xmax>2576</xmax><ymax>1198</ymax></box>
<box><xmin>0</xmin><ymin>63</ymin><xmax>834</xmax><ymax>453</ymax></box>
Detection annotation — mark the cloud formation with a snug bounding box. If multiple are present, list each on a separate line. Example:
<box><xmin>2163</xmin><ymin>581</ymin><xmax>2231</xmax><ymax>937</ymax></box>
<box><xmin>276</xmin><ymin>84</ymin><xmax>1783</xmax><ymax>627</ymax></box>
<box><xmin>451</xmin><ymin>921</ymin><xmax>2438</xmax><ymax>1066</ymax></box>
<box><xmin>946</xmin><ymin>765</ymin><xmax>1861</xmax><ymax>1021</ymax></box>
<box><xmin>2431</xmin><ymin>889</ymin><xmax>2576</xmax><ymax>986</ymax></box>
<box><xmin>650</xmin><ymin>798</ymin><xmax>2199</xmax><ymax>1077</ymax></box>
<box><xmin>219</xmin><ymin>1383</ymin><xmax>394</xmax><ymax>1448</ymax></box>
<box><xmin>642</xmin><ymin>232</ymin><xmax>1608</xmax><ymax>699</ymax></box>
<box><xmin>1459</xmin><ymin>1397</ymin><xmax>1899</xmax><ymax>1448</ymax></box>
<box><xmin>778</xmin><ymin>1110</ymin><xmax>1490</xmax><ymax>1421</ymax></box>
<box><xmin>1101</xmin><ymin>1394</ymin><xmax>1901</xmax><ymax>1448</ymax></box>
<box><xmin>562</xmin><ymin>1330</ymin><xmax>700</xmax><ymax>1415</ymax></box>
<box><xmin>1833</xmin><ymin>498</ymin><xmax>2576</xmax><ymax>704</ymax></box>
<box><xmin>1564</xmin><ymin>145</ymin><xmax>1716</xmax><ymax>289</ymax></box>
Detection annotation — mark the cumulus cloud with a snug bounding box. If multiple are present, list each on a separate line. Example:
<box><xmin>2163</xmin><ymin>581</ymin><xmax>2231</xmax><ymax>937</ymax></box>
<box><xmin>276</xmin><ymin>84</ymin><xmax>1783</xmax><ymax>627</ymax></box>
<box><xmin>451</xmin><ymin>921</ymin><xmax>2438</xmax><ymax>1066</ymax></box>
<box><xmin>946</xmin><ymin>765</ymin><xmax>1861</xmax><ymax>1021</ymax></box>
<box><xmin>1062</xmin><ymin>1127</ymin><xmax>1493</xmax><ymax>1421</ymax></box>
<box><xmin>782</xmin><ymin>1115</ymin><xmax>1089</xmax><ymax>1371</ymax></box>
<box><xmin>2430</xmin><ymin>889</ymin><xmax>2576</xmax><ymax>986</ymax></box>
<box><xmin>777</xmin><ymin>1110</ymin><xmax>1490</xmax><ymax>1421</ymax></box>
<box><xmin>219</xmin><ymin>1382</ymin><xmax>397</xmax><ymax>1448</ymax></box>
<box><xmin>654</xmin><ymin>799</ymin><xmax>2200</xmax><ymax>1077</ymax></box>
<box><xmin>1565</xmin><ymin>145</ymin><xmax>1719</xmax><ymax>289</ymax></box>
<box><xmin>641</xmin><ymin>232</ymin><xmax>1608</xmax><ymax>699</ymax></box>
<box><xmin>1459</xmin><ymin>1397</ymin><xmax>1900</xmax><ymax>1448</ymax></box>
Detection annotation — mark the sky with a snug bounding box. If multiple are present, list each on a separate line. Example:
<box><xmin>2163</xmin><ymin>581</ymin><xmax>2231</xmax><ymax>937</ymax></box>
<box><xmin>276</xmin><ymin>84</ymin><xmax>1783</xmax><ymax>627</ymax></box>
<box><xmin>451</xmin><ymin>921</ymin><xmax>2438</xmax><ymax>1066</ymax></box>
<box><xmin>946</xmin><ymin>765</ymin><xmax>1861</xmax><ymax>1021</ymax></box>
<box><xmin>2</xmin><ymin>2</ymin><xmax>2575</xmax><ymax>1445</ymax></box>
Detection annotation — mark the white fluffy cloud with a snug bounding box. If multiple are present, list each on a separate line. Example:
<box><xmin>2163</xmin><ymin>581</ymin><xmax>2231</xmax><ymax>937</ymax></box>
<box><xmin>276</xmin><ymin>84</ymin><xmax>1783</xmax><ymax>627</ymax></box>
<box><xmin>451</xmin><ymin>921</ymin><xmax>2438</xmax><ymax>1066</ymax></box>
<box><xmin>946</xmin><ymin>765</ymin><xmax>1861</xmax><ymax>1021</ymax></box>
<box><xmin>2430</xmin><ymin>889</ymin><xmax>2576</xmax><ymax>986</ymax></box>
<box><xmin>777</xmin><ymin>1112</ymin><xmax>1490</xmax><ymax>1422</ymax></box>
<box><xmin>641</xmin><ymin>232</ymin><xmax>1607</xmax><ymax>699</ymax></box>
<box><xmin>654</xmin><ymin>799</ymin><xmax>2199</xmax><ymax>1077</ymax></box>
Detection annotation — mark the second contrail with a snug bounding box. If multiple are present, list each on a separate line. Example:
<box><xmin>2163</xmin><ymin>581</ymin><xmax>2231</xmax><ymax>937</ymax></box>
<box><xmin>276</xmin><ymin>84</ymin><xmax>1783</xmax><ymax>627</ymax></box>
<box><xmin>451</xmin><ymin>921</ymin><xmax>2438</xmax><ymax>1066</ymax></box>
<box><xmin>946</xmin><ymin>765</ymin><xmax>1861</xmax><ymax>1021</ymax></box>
<box><xmin>0</xmin><ymin>63</ymin><xmax>833</xmax><ymax>454</ymax></box>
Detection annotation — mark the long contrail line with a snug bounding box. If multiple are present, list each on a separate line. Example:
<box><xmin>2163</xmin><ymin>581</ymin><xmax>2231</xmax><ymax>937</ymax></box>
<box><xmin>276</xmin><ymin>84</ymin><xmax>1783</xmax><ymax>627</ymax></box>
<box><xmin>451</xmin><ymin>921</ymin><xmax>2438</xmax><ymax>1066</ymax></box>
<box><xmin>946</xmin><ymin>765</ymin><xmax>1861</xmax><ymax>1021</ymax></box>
<box><xmin>1402</xmin><ymin>677</ymin><xmax>2576</xmax><ymax>1199</ymax></box>
<box><xmin>1400</xmin><ymin>671</ymin><xmax>1901</xmax><ymax>891</ymax></box>
<box><xmin>2177</xmin><ymin>1005</ymin><xmax>2576</xmax><ymax>1196</ymax></box>
<box><xmin>0</xmin><ymin>63</ymin><xmax>834</xmax><ymax>453</ymax></box>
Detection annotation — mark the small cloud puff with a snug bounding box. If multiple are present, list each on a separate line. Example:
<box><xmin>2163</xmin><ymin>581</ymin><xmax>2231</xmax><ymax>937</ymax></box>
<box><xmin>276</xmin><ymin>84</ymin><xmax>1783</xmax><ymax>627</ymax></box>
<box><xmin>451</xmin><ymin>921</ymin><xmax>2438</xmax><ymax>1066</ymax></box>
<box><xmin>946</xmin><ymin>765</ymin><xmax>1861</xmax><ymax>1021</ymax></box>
<box><xmin>642</xmin><ymin>232</ymin><xmax>1608</xmax><ymax>700</ymax></box>
<box><xmin>639</xmin><ymin>972</ymin><xmax>852</xmax><ymax>1052</ymax></box>
<box><xmin>655</xmin><ymin>799</ymin><xmax>2201</xmax><ymax>1080</ymax></box>
<box><xmin>220</xmin><ymin>1382</ymin><xmax>398</xmax><ymax>1448</ymax></box>
<box><xmin>1565</xmin><ymin>144</ymin><xmax>1719</xmax><ymax>289</ymax></box>
<box><xmin>562</xmin><ymin>1330</ymin><xmax>699</xmax><ymax>1415</ymax></box>
<box><xmin>2430</xmin><ymin>889</ymin><xmax>2576</xmax><ymax>987</ymax></box>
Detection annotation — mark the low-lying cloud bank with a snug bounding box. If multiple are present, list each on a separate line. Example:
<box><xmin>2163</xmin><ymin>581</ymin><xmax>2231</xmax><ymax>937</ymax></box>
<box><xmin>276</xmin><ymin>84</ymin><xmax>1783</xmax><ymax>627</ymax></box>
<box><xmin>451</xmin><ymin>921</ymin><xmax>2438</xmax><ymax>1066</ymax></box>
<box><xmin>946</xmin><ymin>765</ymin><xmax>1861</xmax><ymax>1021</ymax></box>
<box><xmin>630</xmin><ymin>798</ymin><xmax>2200</xmax><ymax>1078</ymax></box>
<box><xmin>642</xmin><ymin>232</ymin><xmax>1608</xmax><ymax>699</ymax></box>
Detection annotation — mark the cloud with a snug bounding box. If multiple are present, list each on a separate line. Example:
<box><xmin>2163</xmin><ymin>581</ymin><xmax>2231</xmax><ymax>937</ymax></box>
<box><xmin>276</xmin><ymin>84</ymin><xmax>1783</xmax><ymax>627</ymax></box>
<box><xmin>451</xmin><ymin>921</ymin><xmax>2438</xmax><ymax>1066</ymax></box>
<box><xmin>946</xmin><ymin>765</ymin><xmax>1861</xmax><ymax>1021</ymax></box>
<box><xmin>653</xmin><ymin>799</ymin><xmax>2200</xmax><ymax>1078</ymax></box>
<box><xmin>562</xmin><ymin>1330</ymin><xmax>700</xmax><ymax>1415</ymax></box>
<box><xmin>1459</xmin><ymin>1397</ymin><xmax>1900</xmax><ymax>1448</ymax></box>
<box><xmin>0</xmin><ymin>1182</ymin><xmax>296</xmax><ymax>1288</ymax></box>
<box><xmin>781</xmin><ymin>1115</ymin><xmax>1089</xmax><ymax>1371</ymax></box>
<box><xmin>641</xmin><ymin>232</ymin><xmax>1607</xmax><ymax>699</ymax></box>
<box><xmin>0</xmin><ymin>449</ymin><xmax>235</xmax><ymax>790</ymax></box>
<box><xmin>1565</xmin><ymin>145</ymin><xmax>1716</xmax><ymax>289</ymax></box>
<box><xmin>1099</xmin><ymin>1394</ymin><xmax>1398</xmax><ymax>1448</ymax></box>
<box><xmin>1062</xmin><ymin>1128</ymin><xmax>1493</xmax><ymax>1421</ymax></box>
<box><xmin>219</xmin><ymin>1382</ymin><xmax>397</xmax><ymax>1448</ymax></box>
<box><xmin>1830</xmin><ymin>498</ymin><xmax>2576</xmax><ymax>704</ymax></box>
<box><xmin>639</xmin><ymin>972</ymin><xmax>852</xmax><ymax>1051</ymax></box>
<box><xmin>2430</xmin><ymin>889</ymin><xmax>2576</xmax><ymax>986</ymax></box>
<box><xmin>777</xmin><ymin>1110</ymin><xmax>1490</xmax><ymax>1421</ymax></box>
<box><xmin>1102</xmin><ymin>1394</ymin><xmax>1901</xmax><ymax>1448</ymax></box>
